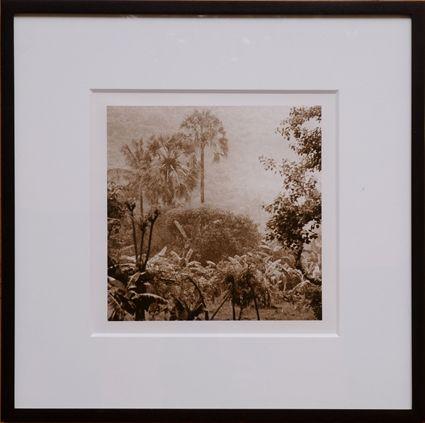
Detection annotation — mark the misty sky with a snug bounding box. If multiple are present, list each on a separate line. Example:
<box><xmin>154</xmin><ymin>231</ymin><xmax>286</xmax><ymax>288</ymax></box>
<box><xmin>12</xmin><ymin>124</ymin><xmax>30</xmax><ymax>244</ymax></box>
<box><xmin>107</xmin><ymin>106</ymin><xmax>297</xmax><ymax>230</ymax></box>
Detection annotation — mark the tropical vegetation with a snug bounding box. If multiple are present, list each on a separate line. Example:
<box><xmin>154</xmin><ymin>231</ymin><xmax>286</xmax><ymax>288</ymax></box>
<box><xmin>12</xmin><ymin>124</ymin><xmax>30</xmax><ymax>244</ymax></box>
<box><xmin>107</xmin><ymin>107</ymin><xmax>322</xmax><ymax>321</ymax></box>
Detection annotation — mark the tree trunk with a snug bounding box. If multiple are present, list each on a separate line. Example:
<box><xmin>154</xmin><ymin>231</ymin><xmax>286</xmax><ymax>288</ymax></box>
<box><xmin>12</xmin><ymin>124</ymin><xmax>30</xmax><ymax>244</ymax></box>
<box><xmin>295</xmin><ymin>247</ymin><xmax>302</xmax><ymax>274</ymax></box>
<box><xmin>200</xmin><ymin>145</ymin><xmax>205</xmax><ymax>204</ymax></box>
<box><xmin>137</xmin><ymin>188</ymin><xmax>145</xmax><ymax>267</ymax></box>
<box><xmin>142</xmin><ymin>213</ymin><xmax>159</xmax><ymax>271</ymax></box>
<box><xmin>249</xmin><ymin>281</ymin><xmax>261</xmax><ymax>320</ymax></box>
<box><xmin>139</xmin><ymin>185</ymin><xmax>144</xmax><ymax>217</ymax></box>
<box><xmin>186</xmin><ymin>276</ymin><xmax>209</xmax><ymax>320</ymax></box>
<box><xmin>252</xmin><ymin>293</ymin><xmax>260</xmax><ymax>320</ymax></box>
<box><xmin>210</xmin><ymin>292</ymin><xmax>230</xmax><ymax>320</ymax></box>
<box><xmin>130</xmin><ymin>212</ymin><xmax>138</xmax><ymax>261</ymax></box>
<box><xmin>230</xmin><ymin>277</ymin><xmax>236</xmax><ymax>320</ymax></box>
<box><xmin>138</xmin><ymin>223</ymin><xmax>146</xmax><ymax>269</ymax></box>
<box><xmin>135</xmin><ymin>307</ymin><xmax>145</xmax><ymax>321</ymax></box>
<box><xmin>142</xmin><ymin>222</ymin><xmax>154</xmax><ymax>271</ymax></box>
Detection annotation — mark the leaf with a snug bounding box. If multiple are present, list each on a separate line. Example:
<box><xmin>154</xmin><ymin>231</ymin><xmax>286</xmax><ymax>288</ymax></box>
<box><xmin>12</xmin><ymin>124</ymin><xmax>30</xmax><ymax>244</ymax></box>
<box><xmin>127</xmin><ymin>272</ymin><xmax>141</xmax><ymax>289</ymax></box>
<box><xmin>170</xmin><ymin>251</ymin><xmax>182</xmax><ymax>261</ymax></box>
<box><xmin>133</xmin><ymin>293</ymin><xmax>168</xmax><ymax>305</ymax></box>
<box><xmin>174</xmin><ymin>220</ymin><xmax>188</xmax><ymax>240</ymax></box>
<box><xmin>121</xmin><ymin>255</ymin><xmax>136</xmax><ymax>264</ymax></box>
<box><xmin>108</xmin><ymin>291</ymin><xmax>134</xmax><ymax>320</ymax></box>
<box><xmin>185</xmin><ymin>248</ymin><xmax>194</xmax><ymax>262</ymax></box>
<box><xmin>108</xmin><ymin>276</ymin><xmax>126</xmax><ymax>290</ymax></box>
<box><xmin>228</xmin><ymin>256</ymin><xmax>240</xmax><ymax>266</ymax></box>
<box><xmin>154</xmin><ymin>246</ymin><xmax>167</xmax><ymax>258</ymax></box>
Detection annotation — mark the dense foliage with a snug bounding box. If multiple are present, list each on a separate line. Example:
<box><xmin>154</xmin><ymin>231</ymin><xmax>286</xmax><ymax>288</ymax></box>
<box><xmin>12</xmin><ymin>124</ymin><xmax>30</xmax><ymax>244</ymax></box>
<box><xmin>108</xmin><ymin>241</ymin><xmax>318</xmax><ymax>321</ymax></box>
<box><xmin>107</xmin><ymin>107</ymin><xmax>322</xmax><ymax>321</ymax></box>
<box><xmin>260</xmin><ymin>106</ymin><xmax>322</xmax><ymax>285</ymax></box>
<box><xmin>154</xmin><ymin>207</ymin><xmax>261</xmax><ymax>264</ymax></box>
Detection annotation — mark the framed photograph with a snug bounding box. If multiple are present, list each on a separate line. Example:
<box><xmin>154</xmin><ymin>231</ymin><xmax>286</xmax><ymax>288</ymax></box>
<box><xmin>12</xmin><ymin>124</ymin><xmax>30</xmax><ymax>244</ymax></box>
<box><xmin>2</xmin><ymin>1</ymin><xmax>424</xmax><ymax>422</ymax></box>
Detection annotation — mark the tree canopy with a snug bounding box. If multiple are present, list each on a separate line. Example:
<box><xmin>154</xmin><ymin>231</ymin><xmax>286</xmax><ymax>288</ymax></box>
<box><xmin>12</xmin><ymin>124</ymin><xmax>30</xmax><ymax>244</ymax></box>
<box><xmin>261</xmin><ymin>106</ymin><xmax>321</xmax><ymax>283</ymax></box>
<box><xmin>180</xmin><ymin>109</ymin><xmax>229</xmax><ymax>203</ymax></box>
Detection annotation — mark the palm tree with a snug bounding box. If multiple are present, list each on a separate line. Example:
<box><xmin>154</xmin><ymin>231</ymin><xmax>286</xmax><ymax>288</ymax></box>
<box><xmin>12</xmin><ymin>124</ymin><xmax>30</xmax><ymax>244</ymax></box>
<box><xmin>120</xmin><ymin>138</ymin><xmax>151</xmax><ymax>217</ymax></box>
<box><xmin>118</xmin><ymin>133</ymin><xmax>198</xmax><ymax>267</ymax></box>
<box><xmin>145</xmin><ymin>133</ymin><xmax>198</xmax><ymax>207</ymax></box>
<box><xmin>109</xmin><ymin>138</ymin><xmax>152</xmax><ymax>262</ymax></box>
<box><xmin>180</xmin><ymin>110</ymin><xmax>229</xmax><ymax>204</ymax></box>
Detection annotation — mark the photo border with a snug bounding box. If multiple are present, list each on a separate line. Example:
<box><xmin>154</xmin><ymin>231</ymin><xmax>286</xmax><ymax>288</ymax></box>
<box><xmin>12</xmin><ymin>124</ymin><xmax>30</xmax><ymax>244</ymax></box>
<box><xmin>93</xmin><ymin>90</ymin><xmax>337</xmax><ymax>335</ymax></box>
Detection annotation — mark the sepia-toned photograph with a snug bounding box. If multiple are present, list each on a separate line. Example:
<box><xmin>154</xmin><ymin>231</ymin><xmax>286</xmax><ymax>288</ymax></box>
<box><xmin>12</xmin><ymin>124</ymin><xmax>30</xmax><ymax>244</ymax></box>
<box><xmin>107</xmin><ymin>105</ymin><xmax>322</xmax><ymax>321</ymax></box>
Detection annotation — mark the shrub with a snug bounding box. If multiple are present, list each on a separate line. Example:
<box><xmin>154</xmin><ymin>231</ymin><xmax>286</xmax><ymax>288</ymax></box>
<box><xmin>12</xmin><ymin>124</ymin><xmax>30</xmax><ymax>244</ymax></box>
<box><xmin>151</xmin><ymin>207</ymin><xmax>261</xmax><ymax>264</ymax></box>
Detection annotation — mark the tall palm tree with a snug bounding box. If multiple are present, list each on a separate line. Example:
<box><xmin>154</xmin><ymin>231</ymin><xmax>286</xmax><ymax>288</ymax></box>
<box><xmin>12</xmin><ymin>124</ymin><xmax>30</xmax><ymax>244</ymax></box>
<box><xmin>145</xmin><ymin>133</ymin><xmax>198</xmax><ymax>207</ymax></box>
<box><xmin>120</xmin><ymin>138</ymin><xmax>151</xmax><ymax>217</ymax></box>
<box><xmin>114</xmin><ymin>138</ymin><xmax>152</xmax><ymax>262</ymax></box>
<box><xmin>118</xmin><ymin>133</ymin><xmax>198</xmax><ymax>266</ymax></box>
<box><xmin>180</xmin><ymin>110</ymin><xmax>229</xmax><ymax>204</ymax></box>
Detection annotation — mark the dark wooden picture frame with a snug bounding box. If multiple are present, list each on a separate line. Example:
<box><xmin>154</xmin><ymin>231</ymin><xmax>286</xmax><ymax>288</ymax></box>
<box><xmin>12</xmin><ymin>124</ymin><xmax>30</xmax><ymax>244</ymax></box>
<box><xmin>2</xmin><ymin>1</ymin><xmax>425</xmax><ymax>422</ymax></box>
